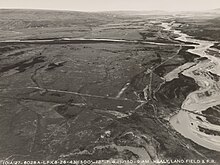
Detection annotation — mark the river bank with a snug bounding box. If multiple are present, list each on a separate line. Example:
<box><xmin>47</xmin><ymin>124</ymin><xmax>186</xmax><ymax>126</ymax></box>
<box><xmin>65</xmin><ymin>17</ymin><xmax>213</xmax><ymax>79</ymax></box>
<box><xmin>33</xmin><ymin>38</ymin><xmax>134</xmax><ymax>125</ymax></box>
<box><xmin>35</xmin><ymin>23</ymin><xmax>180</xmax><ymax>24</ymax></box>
<box><xmin>161</xmin><ymin>22</ymin><xmax>220</xmax><ymax>152</ymax></box>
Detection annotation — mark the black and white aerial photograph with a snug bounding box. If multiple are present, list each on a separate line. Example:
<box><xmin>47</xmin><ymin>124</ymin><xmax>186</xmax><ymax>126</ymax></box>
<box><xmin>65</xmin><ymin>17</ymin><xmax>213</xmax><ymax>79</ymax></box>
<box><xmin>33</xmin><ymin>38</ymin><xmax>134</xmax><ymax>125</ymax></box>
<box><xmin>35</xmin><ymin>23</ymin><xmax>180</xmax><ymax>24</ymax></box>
<box><xmin>0</xmin><ymin>0</ymin><xmax>220</xmax><ymax>164</ymax></box>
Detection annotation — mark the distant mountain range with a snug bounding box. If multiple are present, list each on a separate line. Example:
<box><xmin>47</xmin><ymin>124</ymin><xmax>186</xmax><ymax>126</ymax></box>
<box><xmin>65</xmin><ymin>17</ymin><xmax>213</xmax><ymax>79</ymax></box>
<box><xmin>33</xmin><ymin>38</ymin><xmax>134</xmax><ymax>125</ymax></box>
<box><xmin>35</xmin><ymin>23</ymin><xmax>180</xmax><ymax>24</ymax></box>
<box><xmin>103</xmin><ymin>8</ymin><xmax>220</xmax><ymax>17</ymax></box>
<box><xmin>0</xmin><ymin>8</ymin><xmax>220</xmax><ymax>18</ymax></box>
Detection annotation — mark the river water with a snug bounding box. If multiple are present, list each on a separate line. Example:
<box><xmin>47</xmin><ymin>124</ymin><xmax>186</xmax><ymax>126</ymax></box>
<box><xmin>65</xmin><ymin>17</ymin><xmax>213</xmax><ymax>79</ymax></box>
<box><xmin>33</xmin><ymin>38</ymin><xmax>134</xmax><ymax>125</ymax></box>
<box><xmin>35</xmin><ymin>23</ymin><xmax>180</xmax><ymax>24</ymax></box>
<box><xmin>162</xmin><ymin>22</ymin><xmax>220</xmax><ymax>152</ymax></box>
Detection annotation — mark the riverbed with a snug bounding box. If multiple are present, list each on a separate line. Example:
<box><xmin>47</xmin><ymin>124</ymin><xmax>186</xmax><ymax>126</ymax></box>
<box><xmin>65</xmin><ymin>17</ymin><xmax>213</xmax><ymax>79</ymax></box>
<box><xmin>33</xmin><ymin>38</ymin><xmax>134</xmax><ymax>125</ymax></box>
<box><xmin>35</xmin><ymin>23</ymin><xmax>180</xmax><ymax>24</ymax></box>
<box><xmin>162</xmin><ymin>22</ymin><xmax>220</xmax><ymax>152</ymax></box>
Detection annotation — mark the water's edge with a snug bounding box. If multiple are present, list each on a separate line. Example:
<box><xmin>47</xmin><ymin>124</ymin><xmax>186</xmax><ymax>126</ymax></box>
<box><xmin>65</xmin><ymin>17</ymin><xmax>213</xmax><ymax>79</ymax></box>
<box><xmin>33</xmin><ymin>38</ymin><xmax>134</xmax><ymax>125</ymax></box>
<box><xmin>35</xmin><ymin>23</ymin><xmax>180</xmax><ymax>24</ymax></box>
<box><xmin>162</xmin><ymin>22</ymin><xmax>220</xmax><ymax>152</ymax></box>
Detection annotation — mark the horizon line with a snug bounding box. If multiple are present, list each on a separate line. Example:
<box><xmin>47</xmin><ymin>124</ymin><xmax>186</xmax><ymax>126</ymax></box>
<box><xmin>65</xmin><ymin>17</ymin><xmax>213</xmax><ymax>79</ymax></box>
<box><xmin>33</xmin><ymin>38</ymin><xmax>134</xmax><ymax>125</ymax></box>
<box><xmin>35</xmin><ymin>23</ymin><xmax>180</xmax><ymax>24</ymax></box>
<box><xmin>0</xmin><ymin>7</ymin><xmax>218</xmax><ymax>13</ymax></box>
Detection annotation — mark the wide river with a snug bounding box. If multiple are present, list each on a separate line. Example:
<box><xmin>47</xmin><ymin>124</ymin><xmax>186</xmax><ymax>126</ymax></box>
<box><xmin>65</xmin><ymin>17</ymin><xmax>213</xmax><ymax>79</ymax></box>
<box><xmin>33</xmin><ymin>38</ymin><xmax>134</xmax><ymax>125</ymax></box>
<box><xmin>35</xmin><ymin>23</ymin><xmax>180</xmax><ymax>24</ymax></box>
<box><xmin>162</xmin><ymin>22</ymin><xmax>220</xmax><ymax>152</ymax></box>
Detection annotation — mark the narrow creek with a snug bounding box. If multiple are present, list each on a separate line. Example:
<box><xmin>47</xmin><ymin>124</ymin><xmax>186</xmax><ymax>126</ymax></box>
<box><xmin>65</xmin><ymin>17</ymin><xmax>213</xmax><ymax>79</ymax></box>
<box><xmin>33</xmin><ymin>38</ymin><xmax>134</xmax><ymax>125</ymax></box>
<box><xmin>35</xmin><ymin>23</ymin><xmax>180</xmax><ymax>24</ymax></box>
<box><xmin>162</xmin><ymin>22</ymin><xmax>220</xmax><ymax>152</ymax></box>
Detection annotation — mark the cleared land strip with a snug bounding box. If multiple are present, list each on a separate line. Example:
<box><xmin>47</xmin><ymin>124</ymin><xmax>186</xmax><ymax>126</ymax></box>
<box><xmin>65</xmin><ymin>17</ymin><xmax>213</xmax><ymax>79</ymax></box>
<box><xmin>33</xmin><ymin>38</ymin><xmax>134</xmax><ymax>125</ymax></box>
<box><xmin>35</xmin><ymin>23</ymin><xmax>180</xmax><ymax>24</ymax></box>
<box><xmin>0</xmin><ymin>86</ymin><xmax>144</xmax><ymax>113</ymax></box>
<box><xmin>0</xmin><ymin>38</ymin><xmax>196</xmax><ymax>47</ymax></box>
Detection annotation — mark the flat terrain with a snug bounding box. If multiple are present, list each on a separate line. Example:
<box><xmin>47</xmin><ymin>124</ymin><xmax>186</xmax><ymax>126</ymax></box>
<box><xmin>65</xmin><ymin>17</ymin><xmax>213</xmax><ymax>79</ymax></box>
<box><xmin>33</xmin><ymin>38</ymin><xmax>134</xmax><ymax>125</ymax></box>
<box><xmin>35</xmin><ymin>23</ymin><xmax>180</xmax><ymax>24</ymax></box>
<box><xmin>0</xmin><ymin>9</ymin><xmax>220</xmax><ymax>164</ymax></box>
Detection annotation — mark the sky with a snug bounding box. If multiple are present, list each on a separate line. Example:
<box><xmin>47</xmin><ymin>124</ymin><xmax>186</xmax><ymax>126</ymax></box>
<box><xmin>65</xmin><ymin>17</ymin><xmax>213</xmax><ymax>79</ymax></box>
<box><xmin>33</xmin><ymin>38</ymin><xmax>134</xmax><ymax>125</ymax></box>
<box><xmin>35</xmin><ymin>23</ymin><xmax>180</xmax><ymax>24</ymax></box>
<box><xmin>0</xmin><ymin>0</ymin><xmax>220</xmax><ymax>12</ymax></box>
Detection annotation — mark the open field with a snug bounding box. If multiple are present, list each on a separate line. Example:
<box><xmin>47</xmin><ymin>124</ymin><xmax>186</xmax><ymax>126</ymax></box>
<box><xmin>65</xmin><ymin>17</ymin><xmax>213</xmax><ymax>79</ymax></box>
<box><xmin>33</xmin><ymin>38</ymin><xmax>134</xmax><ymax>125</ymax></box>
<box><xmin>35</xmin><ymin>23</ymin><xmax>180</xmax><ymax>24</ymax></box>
<box><xmin>0</xmin><ymin>9</ymin><xmax>220</xmax><ymax>164</ymax></box>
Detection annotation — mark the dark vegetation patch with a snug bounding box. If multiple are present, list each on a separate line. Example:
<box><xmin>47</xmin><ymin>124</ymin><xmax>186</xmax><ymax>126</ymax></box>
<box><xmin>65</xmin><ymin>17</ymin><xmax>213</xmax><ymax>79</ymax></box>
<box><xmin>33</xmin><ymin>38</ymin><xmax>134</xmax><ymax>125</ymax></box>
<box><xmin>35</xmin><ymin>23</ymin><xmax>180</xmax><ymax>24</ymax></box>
<box><xmin>154</xmin><ymin>45</ymin><xmax>199</xmax><ymax>78</ymax></box>
<box><xmin>139</xmin><ymin>32</ymin><xmax>155</xmax><ymax>39</ymax></box>
<box><xmin>198</xmin><ymin>126</ymin><xmax>220</xmax><ymax>136</ymax></box>
<box><xmin>202</xmin><ymin>106</ymin><xmax>220</xmax><ymax>125</ymax></box>
<box><xmin>209</xmin><ymin>72</ymin><xmax>220</xmax><ymax>82</ymax></box>
<box><xmin>156</xmin><ymin>74</ymin><xmax>199</xmax><ymax>108</ymax></box>
<box><xmin>175</xmin><ymin>17</ymin><xmax>220</xmax><ymax>41</ymax></box>
<box><xmin>196</xmin><ymin>116</ymin><xmax>203</xmax><ymax>121</ymax></box>
<box><xmin>0</xmin><ymin>44</ymin><xmax>27</xmax><ymax>54</ymax></box>
<box><xmin>211</xmin><ymin>42</ymin><xmax>220</xmax><ymax>50</ymax></box>
<box><xmin>179</xmin><ymin>46</ymin><xmax>199</xmax><ymax>62</ymax></box>
<box><xmin>0</xmin><ymin>56</ymin><xmax>45</xmax><ymax>73</ymax></box>
<box><xmin>8</xmin><ymin>51</ymin><xmax>26</xmax><ymax>57</ymax></box>
<box><xmin>46</xmin><ymin>61</ymin><xmax>66</xmax><ymax>70</ymax></box>
<box><xmin>115</xmin><ymin>112</ymin><xmax>201</xmax><ymax>160</ymax></box>
<box><xmin>54</xmin><ymin>104</ymin><xmax>83</xmax><ymax>119</ymax></box>
<box><xmin>16</xmin><ymin>56</ymin><xmax>45</xmax><ymax>72</ymax></box>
